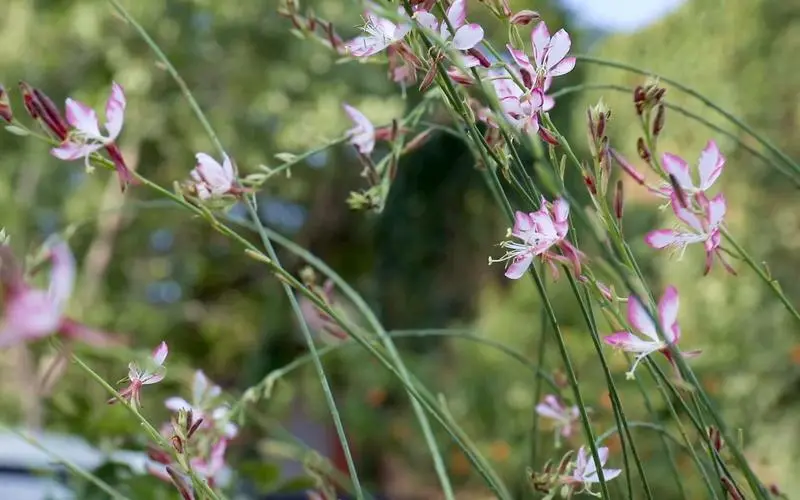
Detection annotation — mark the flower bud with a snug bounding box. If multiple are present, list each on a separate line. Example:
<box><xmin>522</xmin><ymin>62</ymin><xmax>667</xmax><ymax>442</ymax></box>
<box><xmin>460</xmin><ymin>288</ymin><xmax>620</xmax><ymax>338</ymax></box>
<box><xmin>584</xmin><ymin>175</ymin><xmax>597</xmax><ymax>195</ymax></box>
<box><xmin>652</xmin><ymin>104</ymin><xmax>665</xmax><ymax>137</ymax></box>
<box><xmin>401</xmin><ymin>129</ymin><xmax>433</xmax><ymax>155</ymax></box>
<box><xmin>538</xmin><ymin>127</ymin><xmax>560</xmax><ymax>146</ymax></box>
<box><xmin>0</xmin><ymin>85</ymin><xmax>12</xmax><ymax>123</ymax></box>
<box><xmin>614</xmin><ymin>179</ymin><xmax>624</xmax><ymax>220</ymax></box>
<box><xmin>467</xmin><ymin>48</ymin><xmax>491</xmax><ymax>68</ymax></box>
<box><xmin>721</xmin><ymin>477</ymin><xmax>743</xmax><ymax>500</ymax></box>
<box><xmin>510</xmin><ymin>10</ymin><xmax>541</xmax><ymax>25</ymax></box>
<box><xmin>610</xmin><ymin>148</ymin><xmax>645</xmax><ymax>185</ymax></box>
<box><xmin>166</xmin><ymin>466</ymin><xmax>195</xmax><ymax>500</ymax></box>
<box><xmin>557</xmin><ymin>450</ymin><xmax>575</xmax><ymax>475</ymax></box>
<box><xmin>171</xmin><ymin>435</ymin><xmax>184</xmax><ymax>454</ymax></box>
<box><xmin>636</xmin><ymin>137</ymin><xmax>651</xmax><ymax>164</ymax></box>
<box><xmin>18</xmin><ymin>81</ymin><xmax>69</xmax><ymax>140</ymax></box>
<box><xmin>187</xmin><ymin>417</ymin><xmax>204</xmax><ymax>439</ymax></box>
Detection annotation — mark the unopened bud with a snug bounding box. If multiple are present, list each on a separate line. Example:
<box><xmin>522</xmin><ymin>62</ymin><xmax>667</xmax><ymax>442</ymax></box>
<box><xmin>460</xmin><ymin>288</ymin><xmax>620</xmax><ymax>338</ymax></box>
<box><xmin>636</xmin><ymin>137</ymin><xmax>651</xmax><ymax>163</ymax></box>
<box><xmin>18</xmin><ymin>82</ymin><xmax>69</xmax><ymax>140</ymax></box>
<box><xmin>510</xmin><ymin>10</ymin><xmax>540</xmax><ymax>25</ymax></box>
<box><xmin>610</xmin><ymin>148</ymin><xmax>645</xmax><ymax>185</ymax></box>
<box><xmin>538</xmin><ymin>127</ymin><xmax>559</xmax><ymax>146</ymax></box>
<box><xmin>166</xmin><ymin>466</ymin><xmax>195</xmax><ymax>500</ymax></box>
<box><xmin>614</xmin><ymin>179</ymin><xmax>624</xmax><ymax>220</ymax></box>
<box><xmin>707</xmin><ymin>426</ymin><xmax>723</xmax><ymax>452</ymax></box>
<box><xmin>633</xmin><ymin>86</ymin><xmax>646</xmax><ymax>115</ymax></box>
<box><xmin>721</xmin><ymin>477</ymin><xmax>744</xmax><ymax>500</ymax></box>
<box><xmin>557</xmin><ymin>450</ymin><xmax>575</xmax><ymax>475</ymax></box>
<box><xmin>467</xmin><ymin>48</ymin><xmax>491</xmax><ymax>68</ymax></box>
<box><xmin>402</xmin><ymin>129</ymin><xmax>433</xmax><ymax>155</ymax></box>
<box><xmin>652</xmin><ymin>104</ymin><xmax>665</xmax><ymax>137</ymax></box>
<box><xmin>500</xmin><ymin>0</ymin><xmax>513</xmax><ymax>17</ymax></box>
<box><xmin>0</xmin><ymin>85</ymin><xmax>12</xmax><ymax>123</ymax></box>
<box><xmin>419</xmin><ymin>62</ymin><xmax>439</xmax><ymax>92</ymax></box>
<box><xmin>541</xmin><ymin>459</ymin><xmax>553</xmax><ymax>475</ymax></box>
<box><xmin>584</xmin><ymin>175</ymin><xmax>597</xmax><ymax>195</ymax></box>
<box><xmin>171</xmin><ymin>435</ymin><xmax>184</xmax><ymax>454</ymax></box>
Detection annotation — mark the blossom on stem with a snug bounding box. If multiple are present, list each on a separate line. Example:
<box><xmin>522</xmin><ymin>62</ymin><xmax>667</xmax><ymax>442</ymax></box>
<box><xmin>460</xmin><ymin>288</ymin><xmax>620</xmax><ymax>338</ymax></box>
<box><xmin>190</xmin><ymin>438</ymin><xmax>227</xmax><ymax>487</ymax></box>
<box><xmin>603</xmin><ymin>286</ymin><xmax>701</xmax><ymax>379</ymax></box>
<box><xmin>507</xmin><ymin>22</ymin><xmax>575</xmax><ymax>91</ymax></box>
<box><xmin>414</xmin><ymin>0</ymin><xmax>485</xmax><ymax>66</ymax></box>
<box><xmin>50</xmin><ymin>82</ymin><xmax>133</xmax><ymax>190</ymax></box>
<box><xmin>190</xmin><ymin>153</ymin><xmax>236</xmax><ymax>200</ymax></box>
<box><xmin>645</xmin><ymin>193</ymin><xmax>734</xmax><ymax>274</ymax></box>
<box><xmin>535</xmin><ymin>395</ymin><xmax>580</xmax><ymax>444</ymax></box>
<box><xmin>0</xmin><ymin>241</ymin><xmax>112</xmax><ymax>348</ymax></box>
<box><xmin>165</xmin><ymin>370</ymin><xmax>238</xmax><ymax>439</ymax></box>
<box><xmin>114</xmin><ymin>342</ymin><xmax>168</xmax><ymax>407</ymax></box>
<box><xmin>489</xmin><ymin>197</ymin><xmax>584</xmax><ymax>280</ymax></box>
<box><xmin>487</xmin><ymin>67</ymin><xmax>545</xmax><ymax>135</ymax></box>
<box><xmin>656</xmin><ymin>140</ymin><xmax>725</xmax><ymax>201</ymax></box>
<box><xmin>343</xmin><ymin>104</ymin><xmax>376</xmax><ymax>155</ymax></box>
<box><xmin>344</xmin><ymin>8</ymin><xmax>410</xmax><ymax>57</ymax></box>
<box><xmin>567</xmin><ymin>446</ymin><xmax>622</xmax><ymax>493</ymax></box>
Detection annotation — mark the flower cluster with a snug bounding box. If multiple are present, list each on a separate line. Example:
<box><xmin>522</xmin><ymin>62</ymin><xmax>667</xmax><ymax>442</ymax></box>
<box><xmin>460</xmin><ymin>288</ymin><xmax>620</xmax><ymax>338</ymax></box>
<box><xmin>489</xmin><ymin>197</ymin><xmax>584</xmax><ymax>280</ymax></box>
<box><xmin>530</xmin><ymin>446</ymin><xmax>622</xmax><ymax>498</ymax></box>
<box><xmin>535</xmin><ymin>394</ymin><xmax>581</xmax><ymax>447</ymax></box>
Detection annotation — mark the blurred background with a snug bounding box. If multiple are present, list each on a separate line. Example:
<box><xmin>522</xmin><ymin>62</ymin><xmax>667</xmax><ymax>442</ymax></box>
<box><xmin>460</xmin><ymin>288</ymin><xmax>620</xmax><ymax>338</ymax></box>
<box><xmin>1</xmin><ymin>0</ymin><xmax>799</xmax><ymax>498</ymax></box>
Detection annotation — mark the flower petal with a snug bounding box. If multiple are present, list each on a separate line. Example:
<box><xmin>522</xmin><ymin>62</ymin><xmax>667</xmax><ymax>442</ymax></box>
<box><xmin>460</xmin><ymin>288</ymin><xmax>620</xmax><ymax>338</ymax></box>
<box><xmin>603</xmin><ymin>331</ymin><xmax>659</xmax><ymax>353</ymax></box>
<box><xmin>535</xmin><ymin>402</ymin><xmax>564</xmax><ymax>420</ymax></box>
<box><xmin>645</xmin><ymin>229</ymin><xmax>679</xmax><ymax>249</ymax></box>
<box><xmin>707</xmin><ymin>193</ymin><xmax>727</xmax><ymax>228</ymax></box>
<box><xmin>662</xmin><ymin>153</ymin><xmax>695</xmax><ymax>190</ymax></box>
<box><xmin>165</xmin><ymin>397</ymin><xmax>191</xmax><ymax>412</ymax></box>
<box><xmin>531</xmin><ymin>22</ymin><xmax>551</xmax><ymax>66</ymax></box>
<box><xmin>505</xmin><ymin>253</ymin><xmax>533</xmax><ymax>279</ymax></box>
<box><xmin>544</xmin><ymin>29</ymin><xmax>571</xmax><ymax>70</ymax></box>
<box><xmin>697</xmin><ymin>140</ymin><xmax>724</xmax><ymax>190</ymax></box>
<box><xmin>104</xmin><ymin>82</ymin><xmax>126</xmax><ymax>140</ymax></box>
<box><xmin>65</xmin><ymin>98</ymin><xmax>102</xmax><ymax>138</ymax></box>
<box><xmin>343</xmin><ymin>103</ymin><xmax>375</xmax><ymax>154</ymax></box>
<box><xmin>552</xmin><ymin>197</ymin><xmax>569</xmax><ymax>222</ymax></box>
<box><xmin>548</xmin><ymin>57</ymin><xmax>576</xmax><ymax>76</ymax></box>
<box><xmin>512</xmin><ymin>211</ymin><xmax>535</xmax><ymax>233</ymax></box>
<box><xmin>193</xmin><ymin>370</ymin><xmax>210</xmax><ymax>403</ymax></box>
<box><xmin>446</xmin><ymin>0</ymin><xmax>467</xmax><ymax>30</ymax></box>
<box><xmin>51</xmin><ymin>141</ymin><xmax>100</xmax><ymax>161</ymax></box>
<box><xmin>658</xmin><ymin>286</ymin><xmax>680</xmax><ymax>343</ymax></box>
<box><xmin>48</xmin><ymin>241</ymin><xmax>75</xmax><ymax>311</ymax></box>
<box><xmin>670</xmin><ymin>195</ymin><xmax>705</xmax><ymax>232</ymax></box>
<box><xmin>152</xmin><ymin>341</ymin><xmax>169</xmax><ymax>366</ymax></box>
<box><xmin>452</xmin><ymin>24</ymin><xmax>484</xmax><ymax>50</ymax></box>
<box><xmin>542</xmin><ymin>94</ymin><xmax>555</xmax><ymax>111</ymax></box>
<box><xmin>413</xmin><ymin>11</ymin><xmax>439</xmax><ymax>32</ymax></box>
<box><xmin>627</xmin><ymin>295</ymin><xmax>658</xmax><ymax>339</ymax></box>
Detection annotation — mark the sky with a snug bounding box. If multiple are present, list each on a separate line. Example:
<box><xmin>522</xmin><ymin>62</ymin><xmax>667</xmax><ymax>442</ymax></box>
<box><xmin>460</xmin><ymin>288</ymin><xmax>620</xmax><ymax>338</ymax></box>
<box><xmin>561</xmin><ymin>0</ymin><xmax>687</xmax><ymax>32</ymax></box>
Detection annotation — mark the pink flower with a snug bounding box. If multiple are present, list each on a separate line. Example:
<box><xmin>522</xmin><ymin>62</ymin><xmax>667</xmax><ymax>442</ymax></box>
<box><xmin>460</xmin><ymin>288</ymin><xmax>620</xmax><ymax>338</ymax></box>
<box><xmin>344</xmin><ymin>9</ymin><xmax>411</xmax><ymax>57</ymax></box>
<box><xmin>488</xmin><ymin>67</ymin><xmax>545</xmax><ymax>135</ymax></box>
<box><xmin>50</xmin><ymin>82</ymin><xmax>133</xmax><ymax>190</ymax></box>
<box><xmin>603</xmin><ymin>287</ymin><xmax>701</xmax><ymax>379</ymax></box>
<box><xmin>343</xmin><ymin>104</ymin><xmax>376</xmax><ymax>155</ymax></box>
<box><xmin>414</xmin><ymin>0</ymin><xmax>485</xmax><ymax>64</ymax></box>
<box><xmin>0</xmin><ymin>241</ymin><xmax>111</xmax><ymax>348</ymax></box>
<box><xmin>490</xmin><ymin>197</ymin><xmax>584</xmax><ymax>280</ymax></box>
<box><xmin>190</xmin><ymin>153</ymin><xmax>236</xmax><ymax>200</ymax></box>
<box><xmin>536</xmin><ymin>395</ymin><xmax>580</xmax><ymax>444</ymax></box>
<box><xmin>568</xmin><ymin>446</ymin><xmax>622</xmax><ymax>492</ymax></box>
<box><xmin>507</xmin><ymin>22</ymin><xmax>575</xmax><ymax>90</ymax></box>
<box><xmin>190</xmin><ymin>438</ymin><xmax>228</xmax><ymax>487</ymax></box>
<box><xmin>165</xmin><ymin>370</ymin><xmax>238</xmax><ymax>439</ymax></box>
<box><xmin>657</xmin><ymin>141</ymin><xmax>725</xmax><ymax>201</ymax></box>
<box><xmin>114</xmin><ymin>342</ymin><xmax>168</xmax><ymax>407</ymax></box>
<box><xmin>645</xmin><ymin>193</ymin><xmax>734</xmax><ymax>275</ymax></box>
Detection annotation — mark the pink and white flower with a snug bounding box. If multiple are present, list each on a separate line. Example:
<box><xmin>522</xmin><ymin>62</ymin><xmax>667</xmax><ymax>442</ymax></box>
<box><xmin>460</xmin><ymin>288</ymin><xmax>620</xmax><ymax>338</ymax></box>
<box><xmin>344</xmin><ymin>8</ymin><xmax>411</xmax><ymax>57</ymax></box>
<box><xmin>490</xmin><ymin>197</ymin><xmax>584</xmax><ymax>280</ymax></box>
<box><xmin>0</xmin><ymin>241</ymin><xmax>112</xmax><ymax>348</ymax></box>
<box><xmin>343</xmin><ymin>104</ymin><xmax>376</xmax><ymax>155</ymax></box>
<box><xmin>190</xmin><ymin>153</ymin><xmax>236</xmax><ymax>200</ymax></box>
<box><xmin>50</xmin><ymin>82</ymin><xmax>133</xmax><ymax>190</ymax></box>
<box><xmin>487</xmin><ymin>67</ymin><xmax>545</xmax><ymax>135</ymax></box>
<box><xmin>536</xmin><ymin>395</ymin><xmax>580</xmax><ymax>444</ymax></box>
<box><xmin>603</xmin><ymin>286</ymin><xmax>700</xmax><ymax>379</ymax></box>
<box><xmin>414</xmin><ymin>0</ymin><xmax>485</xmax><ymax>66</ymax></box>
<box><xmin>656</xmin><ymin>141</ymin><xmax>725</xmax><ymax>201</ymax></box>
<box><xmin>166</xmin><ymin>370</ymin><xmax>238</xmax><ymax>439</ymax></box>
<box><xmin>190</xmin><ymin>438</ymin><xmax>228</xmax><ymax>486</ymax></box>
<box><xmin>645</xmin><ymin>193</ymin><xmax>734</xmax><ymax>274</ymax></box>
<box><xmin>567</xmin><ymin>446</ymin><xmax>622</xmax><ymax>492</ymax></box>
<box><xmin>115</xmin><ymin>342</ymin><xmax>168</xmax><ymax>407</ymax></box>
<box><xmin>507</xmin><ymin>22</ymin><xmax>576</xmax><ymax>90</ymax></box>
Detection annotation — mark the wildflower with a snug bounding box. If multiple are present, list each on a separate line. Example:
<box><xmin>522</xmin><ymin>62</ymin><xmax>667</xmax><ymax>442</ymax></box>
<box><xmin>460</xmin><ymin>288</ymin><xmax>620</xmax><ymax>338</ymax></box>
<box><xmin>166</xmin><ymin>370</ymin><xmax>238</xmax><ymax>439</ymax></box>
<box><xmin>488</xmin><ymin>67</ymin><xmax>545</xmax><ymax>135</ymax></box>
<box><xmin>50</xmin><ymin>82</ymin><xmax>133</xmax><ymax>190</ymax></box>
<box><xmin>535</xmin><ymin>395</ymin><xmax>580</xmax><ymax>445</ymax></box>
<box><xmin>507</xmin><ymin>21</ymin><xmax>575</xmax><ymax>90</ymax></box>
<box><xmin>344</xmin><ymin>9</ymin><xmax>410</xmax><ymax>57</ymax></box>
<box><xmin>190</xmin><ymin>153</ymin><xmax>236</xmax><ymax>200</ymax></box>
<box><xmin>343</xmin><ymin>104</ymin><xmax>376</xmax><ymax>155</ymax></box>
<box><xmin>603</xmin><ymin>286</ymin><xmax>701</xmax><ymax>379</ymax></box>
<box><xmin>414</xmin><ymin>0</ymin><xmax>485</xmax><ymax>59</ymax></box>
<box><xmin>567</xmin><ymin>446</ymin><xmax>622</xmax><ymax>493</ymax></box>
<box><xmin>645</xmin><ymin>192</ymin><xmax>734</xmax><ymax>274</ymax></box>
<box><xmin>0</xmin><ymin>240</ymin><xmax>111</xmax><ymax>348</ymax></box>
<box><xmin>656</xmin><ymin>141</ymin><xmax>725</xmax><ymax>201</ymax></box>
<box><xmin>490</xmin><ymin>197</ymin><xmax>583</xmax><ymax>279</ymax></box>
<box><xmin>113</xmin><ymin>342</ymin><xmax>168</xmax><ymax>407</ymax></box>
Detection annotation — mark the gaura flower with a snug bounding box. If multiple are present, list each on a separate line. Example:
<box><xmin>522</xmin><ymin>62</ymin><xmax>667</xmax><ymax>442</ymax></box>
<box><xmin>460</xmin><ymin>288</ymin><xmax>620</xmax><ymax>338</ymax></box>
<box><xmin>414</xmin><ymin>0</ymin><xmax>485</xmax><ymax>64</ymax></box>
<box><xmin>166</xmin><ymin>370</ymin><xmax>238</xmax><ymax>439</ymax></box>
<box><xmin>0</xmin><ymin>240</ymin><xmax>112</xmax><ymax>348</ymax></box>
<box><xmin>50</xmin><ymin>82</ymin><xmax>133</xmax><ymax>190</ymax></box>
<box><xmin>113</xmin><ymin>342</ymin><xmax>168</xmax><ymax>407</ymax></box>
<box><xmin>190</xmin><ymin>153</ymin><xmax>236</xmax><ymax>200</ymax></box>
<box><xmin>344</xmin><ymin>8</ymin><xmax>411</xmax><ymax>57</ymax></box>
<box><xmin>645</xmin><ymin>193</ymin><xmax>734</xmax><ymax>275</ymax></box>
<box><xmin>655</xmin><ymin>140</ymin><xmax>725</xmax><ymax>201</ymax></box>
<box><xmin>536</xmin><ymin>394</ymin><xmax>580</xmax><ymax>445</ymax></box>
<box><xmin>568</xmin><ymin>446</ymin><xmax>622</xmax><ymax>493</ymax></box>
<box><xmin>603</xmin><ymin>286</ymin><xmax>701</xmax><ymax>379</ymax></box>
<box><xmin>343</xmin><ymin>104</ymin><xmax>376</xmax><ymax>155</ymax></box>
<box><xmin>487</xmin><ymin>67</ymin><xmax>545</xmax><ymax>135</ymax></box>
<box><xmin>490</xmin><ymin>197</ymin><xmax>584</xmax><ymax>280</ymax></box>
<box><xmin>507</xmin><ymin>21</ymin><xmax>575</xmax><ymax>90</ymax></box>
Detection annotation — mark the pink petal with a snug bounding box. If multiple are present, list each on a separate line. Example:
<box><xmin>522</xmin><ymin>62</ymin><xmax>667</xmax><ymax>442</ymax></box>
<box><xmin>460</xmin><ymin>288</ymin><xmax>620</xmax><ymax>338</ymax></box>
<box><xmin>152</xmin><ymin>341</ymin><xmax>169</xmax><ymax>366</ymax></box>
<box><xmin>65</xmin><ymin>98</ymin><xmax>102</xmax><ymax>138</ymax></box>
<box><xmin>446</xmin><ymin>0</ymin><xmax>467</xmax><ymax>30</ymax></box>
<box><xmin>461</xmin><ymin>54</ymin><xmax>481</xmax><ymax>68</ymax></box>
<box><xmin>165</xmin><ymin>397</ymin><xmax>191</xmax><ymax>412</ymax></box>
<box><xmin>47</xmin><ymin>241</ymin><xmax>75</xmax><ymax>310</ymax></box>
<box><xmin>548</xmin><ymin>57</ymin><xmax>576</xmax><ymax>77</ymax></box>
<box><xmin>531</xmin><ymin>22</ymin><xmax>551</xmax><ymax>66</ymax></box>
<box><xmin>452</xmin><ymin>24</ymin><xmax>484</xmax><ymax>50</ymax></box>
<box><xmin>143</xmin><ymin>370</ymin><xmax>166</xmax><ymax>385</ymax></box>
<box><xmin>344</xmin><ymin>36</ymin><xmax>383</xmax><ymax>57</ymax></box>
<box><xmin>193</xmin><ymin>370</ymin><xmax>211</xmax><ymax>403</ymax></box>
<box><xmin>697</xmin><ymin>140</ymin><xmax>724</xmax><ymax>190</ymax></box>
<box><xmin>603</xmin><ymin>331</ymin><xmax>639</xmax><ymax>349</ymax></box>
<box><xmin>535</xmin><ymin>402</ymin><xmax>564</xmax><ymax>420</ymax></box>
<box><xmin>706</xmin><ymin>193</ymin><xmax>727</xmax><ymax>227</ymax></box>
<box><xmin>542</xmin><ymin>95</ymin><xmax>555</xmax><ymax>112</ymax></box>
<box><xmin>682</xmin><ymin>349</ymin><xmax>702</xmax><ymax>358</ymax></box>
<box><xmin>531</xmin><ymin>209</ymin><xmax>556</xmax><ymax>239</ymax></box>
<box><xmin>657</xmin><ymin>286</ymin><xmax>680</xmax><ymax>343</ymax></box>
<box><xmin>505</xmin><ymin>254</ymin><xmax>533</xmax><ymax>279</ymax></box>
<box><xmin>528</xmin><ymin>88</ymin><xmax>545</xmax><ymax>110</ymax></box>
<box><xmin>51</xmin><ymin>141</ymin><xmax>100</xmax><ymax>161</ymax></box>
<box><xmin>413</xmin><ymin>11</ymin><xmax>439</xmax><ymax>31</ymax></box>
<box><xmin>645</xmin><ymin>229</ymin><xmax>679</xmax><ymax>249</ymax></box>
<box><xmin>662</xmin><ymin>153</ymin><xmax>694</xmax><ymax>190</ymax></box>
<box><xmin>104</xmin><ymin>82</ymin><xmax>126</xmax><ymax>140</ymax></box>
<box><xmin>343</xmin><ymin>103</ymin><xmax>376</xmax><ymax>154</ymax></box>
<box><xmin>59</xmin><ymin>318</ymin><xmax>116</xmax><ymax>346</ymax></box>
<box><xmin>552</xmin><ymin>197</ymin><xmax>569</xmax><ymax>222</ymax></box>
<box><xmin>544</xmin><ymin>29</ymin><xmax>572</xmax><ymax>70</ymax></box>
<box><xmin>627</xmin><ymin>295</ymin><xmax>657</xmax><ymax>339</ymax></box>
<box><xmin>670</xmin><ymin>196</ymin><xmax>705</xmax><ymax>232</ymax></box>
<box><xmin>513</xmin><ymin>211</ymin><xmax>535</xmax><ymax>233</ymax></box>
<box><xmin>221</xmin><ymin>154</ymin><xmax>235</xmax><ymax>179</ymax></box>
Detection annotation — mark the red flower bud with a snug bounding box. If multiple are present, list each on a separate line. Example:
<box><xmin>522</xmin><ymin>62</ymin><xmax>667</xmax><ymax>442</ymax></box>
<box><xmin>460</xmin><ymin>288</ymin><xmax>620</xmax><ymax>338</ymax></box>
<box><xmin>636</xmin><ymin>137</ymin><xmax>651</xmax><ymax>163</ymax></box>
<box><xmin>510</xmin><ymin>10</ymin><xmax>540</xmax><ymax>25</ymax></box>
<box><xmin>610</xmin><ymin>148</ymin><xmax>645</xmax><ymax>185</ymax></box>
<box><xmin>614</xmin><ymin>179</ymin><xmax>624</xmax><ymax>220</ymax></box>
<box><xmin>538</xmin><ymin>126</ymin><xmax>559</xmax><ymax>146</ymax></box>
<box><xmin>653</xmin><ymin>104</ymin><xmax>665</xmax><ymax>137</ymax></box>
<box><xmin>0</xmin><ymin>85</ymin><xmax>12</xmax><ymax>123</ymax></box>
